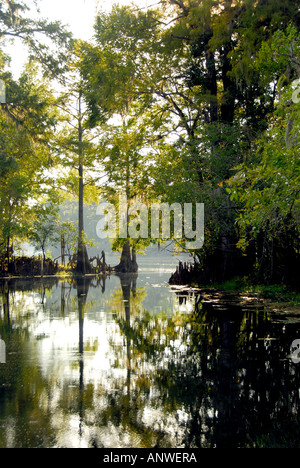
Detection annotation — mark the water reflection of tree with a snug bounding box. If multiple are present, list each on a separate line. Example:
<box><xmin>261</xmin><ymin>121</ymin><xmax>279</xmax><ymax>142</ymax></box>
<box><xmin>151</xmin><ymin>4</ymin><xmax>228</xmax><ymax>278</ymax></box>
<box><xmin>0</xmin><ymin>278</ymin><xmax>59</xmax><ymax>448</ymax></box>
<box><xmin>0</xmin><ymin>277</ymin><xmax>97</xmax><ymax>448</ymax></box>
<box><xmin>98</xmin><ymin>273</ymin><xmax>173</xmax><ymax>447</ymax></box>
<box><xmin>54</xmin><ymin>274</ymin><xmax>164</xmax><ymax>448</ymax></box>
<box><xmin>101</xmin><ymin>275</ymin><xmax>204</xmax><ymax>447</ymax></box>
<box><xmin>1</xmin><ymin>278</ymin><xmax>300</xmax><ymax>448</ymax></box>
<box><xmin>106</xmin><ymin>283</ymin><xmax>300</xmax><ymax>448</ymax></box>
<box><xmin>157</xmin><ymin>300</ymin><xmax>300</xmax><ymax>448</ymax></box>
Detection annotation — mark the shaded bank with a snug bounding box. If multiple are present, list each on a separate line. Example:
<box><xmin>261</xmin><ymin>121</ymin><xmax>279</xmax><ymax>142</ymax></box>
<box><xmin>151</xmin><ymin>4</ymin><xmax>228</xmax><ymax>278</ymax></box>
<box><xmin>169</xmin><ymin>255</ymin><xmax>300</xmax><ymax>293</ymax></box>
<box><xmin>0</xmin><ymin>252</ymin><xmax>113</xmax><ymax>279</ymax></box>
<box><xmin>0</xmin><ymin>256</ymin><xmax>59</xmax><ymax>278</ymax></box>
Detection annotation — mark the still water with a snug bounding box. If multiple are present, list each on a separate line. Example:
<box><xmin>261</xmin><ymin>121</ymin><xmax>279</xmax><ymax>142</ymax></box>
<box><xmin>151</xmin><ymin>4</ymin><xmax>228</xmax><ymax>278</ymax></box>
<box><xmin>0</xmin><ymin>266</ymin><xmax>300</xmax><ymax>448</ymax></box>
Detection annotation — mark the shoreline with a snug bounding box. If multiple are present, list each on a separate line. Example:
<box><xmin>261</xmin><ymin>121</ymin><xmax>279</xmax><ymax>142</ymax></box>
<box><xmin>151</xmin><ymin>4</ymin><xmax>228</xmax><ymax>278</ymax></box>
<box><xmin>1</xmin><ymin>273</ymin><xmax>299</xmax><ymax>313</ymax></box>
<box><xmin>169</xmin><ymin>282</ymin><xmax>300</xmax><ymax>314</ymax></box>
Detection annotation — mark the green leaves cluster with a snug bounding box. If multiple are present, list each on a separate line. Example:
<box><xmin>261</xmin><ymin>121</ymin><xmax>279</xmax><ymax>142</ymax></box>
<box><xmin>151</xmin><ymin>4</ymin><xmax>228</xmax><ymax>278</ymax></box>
<box><xmin>0</xmin><ymin>0</ymin><xmax>299</xmax><ymax>283</ymax></box>
<box><xmin>0</xmin><ymin>0</ymin><xmax>73</xmax><ymax>77</ymax></box>
<box><xmin>75</xmin><ymin>0</ymin><xmax>300</xmax><ymax>284</ymax></box>
<box><xmin>0</xmin><ymin>0</ymin><xmax>71</xmax><ymax>261</ymax></box>
<box><xmin>0</xmin><ymin>67</ymin><xmax>60</xmax><ymax>250</ymax></box>
<box><xmin>228</xmin><ymin>81</ymin><xmax>300</xmax><ymax>253</ymax></box>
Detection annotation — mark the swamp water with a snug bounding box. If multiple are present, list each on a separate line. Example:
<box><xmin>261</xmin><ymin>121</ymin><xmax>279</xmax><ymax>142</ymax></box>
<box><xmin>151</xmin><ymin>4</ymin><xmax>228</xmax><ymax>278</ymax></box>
<box><xmin>0</xmin><ymin>265</ymin><xmax>300</xmax><ymax>448</ymax></box>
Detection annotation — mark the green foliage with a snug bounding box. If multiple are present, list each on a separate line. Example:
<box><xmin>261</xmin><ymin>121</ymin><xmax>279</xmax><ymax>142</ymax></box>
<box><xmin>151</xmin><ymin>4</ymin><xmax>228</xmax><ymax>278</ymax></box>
<box><xmin>0</xmin><ymin>0</ymin><xmax>299</xmax><ymax>283</ymax></box>
<box><xmin>0</xmin><ymin>63</ymin><xmax>61</xmax><ymax>255</ymax></box>
<box><xmin>0</xmin><ymin>0</ymin><xmax>73</xmax><ymax>77</ymax></box>
<box><xmin>73</xmin><ymin>0</ymin><xmax>299</xmax><ymax>282</ymax></box>
<box><xmin>29</xmin><ymin>204</ymin><xmax>60</xmax><ymax>258</ymax></box>
<box><xmin>228</xmin><ymin>53</ymin><xmax>300</xmax><ymax>252</ymax></box>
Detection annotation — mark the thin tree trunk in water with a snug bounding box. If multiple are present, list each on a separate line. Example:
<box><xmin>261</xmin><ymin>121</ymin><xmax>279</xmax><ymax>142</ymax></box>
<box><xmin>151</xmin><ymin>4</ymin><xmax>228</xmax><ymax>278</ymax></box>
<box><xmin>6</xmin><ymin>236</ymin><xmax>10</xmax><ymax>274</ymax></box>
<box><xmin>6</xmin><ymin>236</ymin><xmax>9</xmax><ymax>261</ymax></box>
<box><xmin>61</xmin><ymin>234</ymin><xmax>65</xmax><ymax>267</ymax></box>
<box><xmin>77</xmin><ymin>156</ymin><xmax>86</xmax><ymax>275</ymax></box>
<box><xmin>76</xmin><ymin>92</ymin><xmax>91</xmax><ymax>276</ymax></box>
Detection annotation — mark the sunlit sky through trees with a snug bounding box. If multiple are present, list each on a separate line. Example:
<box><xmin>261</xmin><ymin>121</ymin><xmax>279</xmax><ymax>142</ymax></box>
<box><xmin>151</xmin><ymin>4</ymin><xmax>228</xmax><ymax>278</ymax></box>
<box><xmin>6</xmin><ymin>0</ymin><xmax>151</xmax><ymax>77</ymax></box>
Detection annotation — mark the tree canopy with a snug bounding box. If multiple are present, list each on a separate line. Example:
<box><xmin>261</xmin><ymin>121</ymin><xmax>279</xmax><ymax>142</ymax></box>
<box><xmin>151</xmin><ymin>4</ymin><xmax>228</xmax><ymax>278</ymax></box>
<box><xmin>76</xmin><ymin>0</ymin><xmax>299</xmax><ymax>284</ymax></box>
<box><xmin>0</xmin><ymin>0</ymin><xmax>73</xmax><ymax>77</ymax></box>
<box><xmin>0</xmin><ymin>0</ymin><xmax>299</xmax><ymax>285</ymax></box>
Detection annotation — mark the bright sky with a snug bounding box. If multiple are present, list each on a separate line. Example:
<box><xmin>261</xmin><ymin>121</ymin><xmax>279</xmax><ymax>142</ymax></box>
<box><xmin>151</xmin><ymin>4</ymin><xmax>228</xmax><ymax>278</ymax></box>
<box><xmin>39</xmin><ymin>0</ymin><xmax>152</xmax><ymax>37</ymax></box>
<box><xmin>6</xmin><ymin>0</ymin><xmax>150</xmax><ymax>77</ymax></box>
<box><xmin>37</xmin><ymin>0</ymin><xmax>119</xmax><ymax>40</ymax></box>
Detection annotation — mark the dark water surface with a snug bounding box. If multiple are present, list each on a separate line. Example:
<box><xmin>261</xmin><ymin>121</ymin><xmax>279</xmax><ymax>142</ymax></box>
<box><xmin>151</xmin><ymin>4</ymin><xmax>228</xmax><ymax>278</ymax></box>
<box><xmin>0</xmin><ymin>268</ymin><xmax>300</xmax><ymax>448</ymax></box>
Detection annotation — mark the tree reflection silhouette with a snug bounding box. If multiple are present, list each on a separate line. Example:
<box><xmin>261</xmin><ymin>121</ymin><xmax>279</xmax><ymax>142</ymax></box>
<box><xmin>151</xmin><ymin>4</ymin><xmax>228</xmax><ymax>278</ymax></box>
<box><xmin>1</xmin><ymin>278</ymin><xmax>300</xmax><ymax>447</ymax></box>
<box><xmin>75</xmin><ymin>275</ymin><xmax>94</xmax><ymax>440</ymax></box>
<box><xmin>107</xmin><ymin>283</ymin><xmax>300</xmax><ymax>448</ymax></box>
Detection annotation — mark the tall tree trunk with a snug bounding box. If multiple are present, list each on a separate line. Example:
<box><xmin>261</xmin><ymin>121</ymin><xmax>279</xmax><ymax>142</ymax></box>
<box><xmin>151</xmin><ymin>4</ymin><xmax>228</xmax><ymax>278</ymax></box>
<box><xmin>6</xmin><ymin>236</ymin><xmax>10</xmax><ymax>274</ymax></box>
<box><xmin>77</xmin><ymin>155</ymin><xmax>86</xmax><ymax>274</ymax></box>
<box><xmin>205</xmin><ymin>48</ymin><xmax>218</xmax><ymax>123</ymax></box>
<box><xmin>76</xmin><ymin>92</ymin><xmax>91</xmax><ymax>276</ymax></box>
<box><xmin>220</xmin><ymin>43</ymin><xmax>236</xmax><ymax>124</ymax></box>
<box><xmin>41</xmin><ymin>255</ymin><xmax>44</xmax><ymax>278</ymax></box>
<box><xmin>61</xmin><ymin>234</ymin><xmax>65</xmax><ymax>266</ymax></box>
